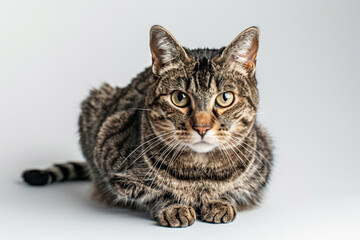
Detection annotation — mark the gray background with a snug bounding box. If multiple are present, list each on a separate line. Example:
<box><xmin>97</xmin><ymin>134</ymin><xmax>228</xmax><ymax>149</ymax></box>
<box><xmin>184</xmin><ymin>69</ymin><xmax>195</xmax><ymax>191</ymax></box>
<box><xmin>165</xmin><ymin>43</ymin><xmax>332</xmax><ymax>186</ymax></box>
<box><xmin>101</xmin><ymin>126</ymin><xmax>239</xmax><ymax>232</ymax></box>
<box><xmin>1</xmin><ymin>0</ymin><xmax>359</xmax><ymax>239</ymax></box>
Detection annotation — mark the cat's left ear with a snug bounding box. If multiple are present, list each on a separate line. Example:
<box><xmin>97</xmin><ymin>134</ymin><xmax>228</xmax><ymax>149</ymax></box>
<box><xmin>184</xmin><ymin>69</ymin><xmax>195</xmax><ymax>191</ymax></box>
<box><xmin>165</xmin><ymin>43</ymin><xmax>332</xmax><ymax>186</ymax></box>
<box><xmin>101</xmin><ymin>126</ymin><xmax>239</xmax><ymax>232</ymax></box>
<box><xmin>213</xmin><ymin>27</ymin><xmax>259</xmax><ymax>74</ymax></box>
<box><xmin>150</xmin><ymin>25</ymin><xmax>191</xmax><ymax>74</ymax></box>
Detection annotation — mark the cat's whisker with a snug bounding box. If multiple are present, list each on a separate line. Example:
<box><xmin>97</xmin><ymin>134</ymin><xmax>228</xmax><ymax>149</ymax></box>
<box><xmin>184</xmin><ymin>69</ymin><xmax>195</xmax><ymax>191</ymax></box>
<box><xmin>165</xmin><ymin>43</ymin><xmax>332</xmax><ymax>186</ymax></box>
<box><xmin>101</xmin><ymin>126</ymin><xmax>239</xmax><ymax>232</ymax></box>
<box><xmin>140</xmin><ymin>138</ymin><xmax>178</xmax><ymax>185</ymax></box>
<box><xmin>149</xmin><ymin>139</ymin><xmax>181</xmax><ymax>189</ymax></box>
<box><xmin>162</xmin><ymin>143</ymin><xmax>186</xmax><ymax>184</ymax></box>
<box><xmin>220</xmin><ymin>140</ymin><xmax>246</xmax><ymax>167</ymax></box>
<box><xmin>215</xmin><ymin>139</ymin><xmax>240</xmax><ymax>179</ymax></box>
<box><xmin>227</xmin><ymin>137</ymin><xmax>269</xmax><ymax>186</ymax></box>
<box><xmin>141</xmin><ymin>140</ymin><xmax>181</xmax><ymax>197</ymax></box>
<box><xmin>126</xmin><ymin>132</ymin><xmax>175</xmax><ymax>169</ymax></box>
<box><xmin>111</xmin><ymin>133</ymin><xmax>175</xmax><ymax>177</ymax></box>
<box><xmin>216</xmin><ymin>138</ymin><xmax>266</xmax><ymax>190</ymax></box>
<box><xmin>124</xmin><ymin>131</ymin><xmax>169</xmax><ymax>161</ymax></box>
<box><xmin>109</xmin><ymin>132</ymin><xmax>172</xmax><ymax>175</ymax></box>
<box><xmin>232</xmin><ymin>133</ymin><xmax>272</xmax><ymax>167</ymax></box>
<box><xmin>228</xmin><ymin>135</ymin><xmax>273</xmax><ymax>193</ymax></box>
<box><xmin>158</xmin><ymin>140</ymin><xmax>183</xmax><ymax>176</ymax></box>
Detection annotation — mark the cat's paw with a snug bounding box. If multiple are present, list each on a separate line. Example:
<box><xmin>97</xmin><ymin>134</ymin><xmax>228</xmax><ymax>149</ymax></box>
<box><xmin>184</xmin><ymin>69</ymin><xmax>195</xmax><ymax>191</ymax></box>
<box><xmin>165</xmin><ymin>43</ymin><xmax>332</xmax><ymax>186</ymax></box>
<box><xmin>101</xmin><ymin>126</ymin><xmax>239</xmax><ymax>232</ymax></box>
<box><xmin>201</xmin><ymin>200</ymin><xmax>236</xmax><ymax>224</ymax></box>
<box><xmin>157</xmin><ymin>204</ymin><xmax>196</xmax><ymax>228</ymax></box>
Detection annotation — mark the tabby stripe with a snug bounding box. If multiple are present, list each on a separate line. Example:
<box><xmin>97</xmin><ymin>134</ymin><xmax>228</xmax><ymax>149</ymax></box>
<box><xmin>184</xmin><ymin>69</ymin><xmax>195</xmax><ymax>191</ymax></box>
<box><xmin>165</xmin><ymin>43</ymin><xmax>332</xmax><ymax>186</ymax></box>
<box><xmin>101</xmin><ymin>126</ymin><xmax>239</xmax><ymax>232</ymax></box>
<box><xmin>247</xmin><ymin>96</ymin><xmax>257</xmax><ymax>110</ymax></box>
<box><xmin>48</xmin><ymin>171</ymin><xmax>56</xmax><ymax>183</ymax></box>
<box><xmin>95</xmin><ymin>91</ymin><xmax>126</xmax><ymax>138</ymax></box>
<box><xmin>106</xmin><ymin>147</ymin><xmax>121</xmax><ymax>172</ymax></box>
<box><xmin>64</xmin><ymin>163</ymin><xmax>76</xmax><ymax>179</ymax></box>
<box><xmin>185</xmin><ymin>77</ymin><xmax>191</xmax><ymax>92</ymax></box>
<box><xmin>99</xmin><ymin>112</ymin><xmax>138</xmax><ymax>151</ymax></box>
<box><xmin>208</xmin><ymin>72</ymin><xmax>214</xmax><ymax>89</ymax></box>
<box><xmin>47</xmin><ymin>166</ymin><xmax>64</xmax><ymax>182</ymax></box>
<box><xmin>147</xmin><ymin>157</ymin><xmax>235</xmax><ymax>181</ymax></box>
<box><xmin>54</xmin><ymin>164</ymin><xmax>69</xmax><ymax>181</ymax></box>
<box><xmin>97</xmin><ymin>132</ymin><xmax>124</xmax><ymax>172</ymax></box>
<box><xmin>108</xmin><ymin>132</ymin><xmax>131</xmax><ymax>171</ymax></box>
<box><xmin>70</xmin><ymin>162</ymin><xmax>88</xmax><ymax>180</ymax></box>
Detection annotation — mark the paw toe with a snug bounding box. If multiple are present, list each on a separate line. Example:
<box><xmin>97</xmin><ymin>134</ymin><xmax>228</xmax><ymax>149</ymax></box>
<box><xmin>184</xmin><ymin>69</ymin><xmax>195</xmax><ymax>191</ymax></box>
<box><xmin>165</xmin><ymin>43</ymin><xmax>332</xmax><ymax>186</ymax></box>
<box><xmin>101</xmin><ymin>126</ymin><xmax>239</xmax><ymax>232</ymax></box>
<box><xmin>201</xmin><ymin>201</ymin><xmax>236</xmax><ymax>224</ymax></box>
<box><xmin>157</xmin><ymin>205</ymin><xmax>196</xmax><ymax>228</ymax></box>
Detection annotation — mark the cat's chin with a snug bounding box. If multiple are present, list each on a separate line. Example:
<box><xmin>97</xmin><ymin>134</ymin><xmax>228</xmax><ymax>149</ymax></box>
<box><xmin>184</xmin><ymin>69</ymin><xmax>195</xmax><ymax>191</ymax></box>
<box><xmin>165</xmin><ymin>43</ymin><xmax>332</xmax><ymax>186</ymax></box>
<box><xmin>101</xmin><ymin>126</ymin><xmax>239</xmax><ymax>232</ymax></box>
<box><xmin>188</xmin><ymin>141</ymin><xmax>216</xmax><ymax>153</ymax></box>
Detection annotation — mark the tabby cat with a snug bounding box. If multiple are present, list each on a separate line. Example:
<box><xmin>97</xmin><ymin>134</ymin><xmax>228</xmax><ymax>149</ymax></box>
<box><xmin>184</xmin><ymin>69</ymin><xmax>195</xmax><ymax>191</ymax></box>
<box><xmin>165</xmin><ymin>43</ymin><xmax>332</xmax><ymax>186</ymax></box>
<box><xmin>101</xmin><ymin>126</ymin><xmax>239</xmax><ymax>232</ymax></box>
<box><xmin>22</xmin><ymin>25</ymin><xmax>273</xmax><ymax>227</ymax></box>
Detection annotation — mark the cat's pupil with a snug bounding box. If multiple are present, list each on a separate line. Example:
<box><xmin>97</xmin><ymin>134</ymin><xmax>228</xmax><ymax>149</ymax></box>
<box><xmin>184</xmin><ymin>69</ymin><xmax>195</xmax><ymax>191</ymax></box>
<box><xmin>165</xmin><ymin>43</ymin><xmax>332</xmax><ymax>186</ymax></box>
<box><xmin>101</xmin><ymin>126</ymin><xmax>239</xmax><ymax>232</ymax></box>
<box><xmin>223</xmin><ymin>92</ymin><xmax>230</xmax><ymax>102</ymax></box>
<box><xmin>178</xmin><ymin>93</ymin><xmax>185</xmax><ymax>102</ymax></box>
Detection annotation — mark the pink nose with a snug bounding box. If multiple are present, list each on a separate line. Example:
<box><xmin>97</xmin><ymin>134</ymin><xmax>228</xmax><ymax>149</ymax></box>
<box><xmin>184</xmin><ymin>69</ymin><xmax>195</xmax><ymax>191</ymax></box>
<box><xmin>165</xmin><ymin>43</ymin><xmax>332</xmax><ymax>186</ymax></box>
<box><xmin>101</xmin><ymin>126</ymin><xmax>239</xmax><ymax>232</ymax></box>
<box><xmin>193</xmin><ymin>126</ymin><xmax>211</xmax><ymax>137</ymax></box>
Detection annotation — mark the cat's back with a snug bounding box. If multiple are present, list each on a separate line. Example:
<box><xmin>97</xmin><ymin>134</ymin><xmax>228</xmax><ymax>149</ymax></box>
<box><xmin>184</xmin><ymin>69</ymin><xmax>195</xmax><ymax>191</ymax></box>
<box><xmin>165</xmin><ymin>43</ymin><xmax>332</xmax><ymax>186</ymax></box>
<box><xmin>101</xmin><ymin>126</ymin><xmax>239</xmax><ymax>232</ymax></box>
<box><xmin>79</xmin><ymin>67</ymin><xmax>152</xmax><ymax>162</ymax></box>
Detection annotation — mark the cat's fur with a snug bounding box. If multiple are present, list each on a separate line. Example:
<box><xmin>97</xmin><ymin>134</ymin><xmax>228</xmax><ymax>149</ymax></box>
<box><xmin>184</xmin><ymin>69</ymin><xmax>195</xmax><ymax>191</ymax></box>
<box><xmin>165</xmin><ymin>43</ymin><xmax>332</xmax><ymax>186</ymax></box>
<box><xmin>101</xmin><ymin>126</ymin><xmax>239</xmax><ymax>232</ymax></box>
<box><xmin>23</xmin><ymin>25</ymin><xmax>273</xmax><ymax>227</ymax></box>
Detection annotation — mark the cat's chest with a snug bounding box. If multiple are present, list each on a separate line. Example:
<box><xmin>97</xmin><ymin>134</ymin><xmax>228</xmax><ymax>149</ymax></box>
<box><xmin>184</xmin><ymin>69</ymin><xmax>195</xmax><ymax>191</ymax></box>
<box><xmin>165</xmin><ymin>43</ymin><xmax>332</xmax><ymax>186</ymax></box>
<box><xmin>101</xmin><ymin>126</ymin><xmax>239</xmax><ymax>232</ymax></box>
<box><xmin>160</xmin><ymin>175</ymin><xmax>239</xmax><ymax>207</ymax></box>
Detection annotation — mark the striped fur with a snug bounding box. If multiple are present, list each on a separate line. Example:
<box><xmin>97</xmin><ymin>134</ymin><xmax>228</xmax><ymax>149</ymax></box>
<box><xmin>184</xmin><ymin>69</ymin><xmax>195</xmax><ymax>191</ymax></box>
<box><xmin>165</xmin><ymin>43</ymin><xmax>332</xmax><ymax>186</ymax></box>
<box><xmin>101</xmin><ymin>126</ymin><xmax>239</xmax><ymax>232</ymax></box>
<box><xmin>22</xmin><ymin>26</ymin><xmax>273</xmax><ymax>228</ymax></box>
<box><xmin>22</xmin><ymin>162</ymin><xmax>89</xmax><ymax>186</ymax></box>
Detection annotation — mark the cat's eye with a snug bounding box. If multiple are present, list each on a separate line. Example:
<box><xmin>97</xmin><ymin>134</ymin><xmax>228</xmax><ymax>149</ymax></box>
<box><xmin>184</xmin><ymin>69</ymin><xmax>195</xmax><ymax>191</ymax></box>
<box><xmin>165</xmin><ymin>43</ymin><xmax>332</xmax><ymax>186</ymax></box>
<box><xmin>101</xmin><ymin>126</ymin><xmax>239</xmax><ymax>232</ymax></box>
<box><xmin>171</xmin><ymin>91</ymin><xmax>189</xmax><ymax>107</ymax></box>
<box><xmin>216</xmin><ymin>92</ymin><xmax>235</xmax><ymax>107</ymax></box>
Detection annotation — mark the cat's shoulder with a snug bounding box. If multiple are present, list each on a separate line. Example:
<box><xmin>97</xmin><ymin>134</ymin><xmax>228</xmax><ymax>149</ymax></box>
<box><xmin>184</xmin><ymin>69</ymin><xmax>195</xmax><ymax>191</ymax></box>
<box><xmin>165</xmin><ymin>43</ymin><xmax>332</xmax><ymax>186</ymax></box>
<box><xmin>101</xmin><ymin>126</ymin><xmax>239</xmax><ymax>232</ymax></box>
<box><xmin>81</xmin><ymin>67</ymin><xmax>151</xmax><ymax>113</ymax></box>
<box><xmin>80</xmin><ymin>82</ymin><xmax>120</xmax><ymax>116</ymax></box>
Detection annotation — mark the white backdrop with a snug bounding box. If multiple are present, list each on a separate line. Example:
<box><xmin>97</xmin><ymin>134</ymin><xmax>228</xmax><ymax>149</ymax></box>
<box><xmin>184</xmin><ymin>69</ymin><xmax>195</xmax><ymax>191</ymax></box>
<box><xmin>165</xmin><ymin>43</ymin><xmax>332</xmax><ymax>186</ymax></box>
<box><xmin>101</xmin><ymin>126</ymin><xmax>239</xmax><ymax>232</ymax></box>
<box><xmin>1</xmin><ymin>0</ymin><xmax>359</xmax><ymax>239</ymax></box>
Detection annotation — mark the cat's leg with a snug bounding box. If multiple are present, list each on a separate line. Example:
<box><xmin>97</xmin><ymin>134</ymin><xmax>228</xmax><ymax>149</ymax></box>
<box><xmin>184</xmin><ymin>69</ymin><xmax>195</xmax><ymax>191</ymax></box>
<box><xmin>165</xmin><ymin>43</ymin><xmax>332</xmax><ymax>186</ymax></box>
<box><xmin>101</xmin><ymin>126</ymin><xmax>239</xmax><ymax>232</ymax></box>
<box><xmin>200</xmin><ymin>184</ymin><xmax>263</xmax><ymax>224</ymax></box>
<box><xmin>110</xmin><ymin>173</ymin><xmax>160</xmax><ymax>204</ymax></box>
<box><xmin>200</xmin><ymin>199</ymin><xmax>237</xmax><ymax>224</ymax></box>
<box><xmin>200</xmin><ymin>188</ymin><xmax>263</xmax><ymax>224</ymax></box>
<box><xmin>148</xmin><ymin>195</ymin><xmax>196</xmax><ymax>228</ymax></box>
<box><xmin>95</xmin><ymin>173</ymin><xmax>196</xmax><ymax>227</ymax></box>
<box><xmin>109</xmin><ymin>172</ymin><xmax>197</xmax><ymax>227</ymax></box>
<box><xmin>92</xmin><ymin>173</ymin><xmax>161</xmax><ymax>208</ymax></box>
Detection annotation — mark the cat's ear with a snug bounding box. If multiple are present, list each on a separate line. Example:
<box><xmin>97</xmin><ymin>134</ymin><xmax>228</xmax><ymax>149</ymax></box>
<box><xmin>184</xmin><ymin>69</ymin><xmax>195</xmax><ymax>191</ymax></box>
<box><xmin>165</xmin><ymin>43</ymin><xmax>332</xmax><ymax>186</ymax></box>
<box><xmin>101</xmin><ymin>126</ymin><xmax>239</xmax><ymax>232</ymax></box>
<box><xmin>213</xmin><ymin>27</ymin><xmax>259</xmax><ymax>74</ymax></box>
<box><xmin>150</xmin><ymin>25</ymin><xmax>191</xmax><ymax>74</ymax></box>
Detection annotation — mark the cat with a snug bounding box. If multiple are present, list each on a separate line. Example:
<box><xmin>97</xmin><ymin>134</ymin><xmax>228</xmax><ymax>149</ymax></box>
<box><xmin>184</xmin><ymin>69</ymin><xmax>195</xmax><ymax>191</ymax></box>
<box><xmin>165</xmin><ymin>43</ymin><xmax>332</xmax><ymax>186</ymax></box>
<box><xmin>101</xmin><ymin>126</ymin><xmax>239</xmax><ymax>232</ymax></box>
<box><xmin>22</xmin><ymin>25</ymin><xmax>273</xmax><ymax>228</ymax></box>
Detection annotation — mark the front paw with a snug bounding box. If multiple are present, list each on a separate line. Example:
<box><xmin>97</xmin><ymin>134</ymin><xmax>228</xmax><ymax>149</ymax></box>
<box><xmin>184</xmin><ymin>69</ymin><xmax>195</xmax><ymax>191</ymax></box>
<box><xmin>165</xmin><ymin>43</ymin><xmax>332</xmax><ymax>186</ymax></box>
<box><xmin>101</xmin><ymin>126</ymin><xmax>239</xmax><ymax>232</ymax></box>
<box><xmin>157</xmin><ymin>204</ymin><xmax>196</xmax><ymax>228</ymax></box>
<box><xmin>201</xmin><ymin>200</ymin><xmax>236</xmax><ymax>224</ymax></box>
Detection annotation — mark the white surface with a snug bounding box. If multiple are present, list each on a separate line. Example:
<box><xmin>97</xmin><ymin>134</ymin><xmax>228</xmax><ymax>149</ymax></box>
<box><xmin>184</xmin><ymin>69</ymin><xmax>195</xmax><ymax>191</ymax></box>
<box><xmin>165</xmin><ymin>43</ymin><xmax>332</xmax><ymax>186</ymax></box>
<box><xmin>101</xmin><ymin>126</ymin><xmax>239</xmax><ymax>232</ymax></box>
<box><xmin>1</xmin><ymin>0</ymin><xmax>360</xmax><ymax>239</ymax></box>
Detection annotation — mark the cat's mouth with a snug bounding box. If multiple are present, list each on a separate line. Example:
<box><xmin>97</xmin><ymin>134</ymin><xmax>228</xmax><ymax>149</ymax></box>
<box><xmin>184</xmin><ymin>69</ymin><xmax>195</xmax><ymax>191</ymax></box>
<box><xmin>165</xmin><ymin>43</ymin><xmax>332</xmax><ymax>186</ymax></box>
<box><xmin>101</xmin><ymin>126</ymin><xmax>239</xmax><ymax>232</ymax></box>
<box><xmin>189</xmin><ymin>140</ymin><xmax>216</xmax><ymax>153</ymax></box>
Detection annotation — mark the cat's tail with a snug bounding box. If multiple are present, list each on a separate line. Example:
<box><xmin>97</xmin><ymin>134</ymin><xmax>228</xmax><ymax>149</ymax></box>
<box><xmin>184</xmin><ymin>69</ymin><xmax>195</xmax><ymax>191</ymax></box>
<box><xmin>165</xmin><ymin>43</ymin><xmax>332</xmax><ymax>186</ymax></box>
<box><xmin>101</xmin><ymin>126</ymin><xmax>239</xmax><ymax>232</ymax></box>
<box><xmin>22</xmin><ymin>161</ymin><xmax>90</xmax><ymax>186</ymax></box>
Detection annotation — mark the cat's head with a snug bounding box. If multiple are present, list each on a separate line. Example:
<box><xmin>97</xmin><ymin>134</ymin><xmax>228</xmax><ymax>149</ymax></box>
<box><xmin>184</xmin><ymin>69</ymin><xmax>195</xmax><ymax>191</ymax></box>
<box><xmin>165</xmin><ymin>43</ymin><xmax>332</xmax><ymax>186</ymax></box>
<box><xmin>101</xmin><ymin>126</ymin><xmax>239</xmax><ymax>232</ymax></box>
<box><xmin>145</xmin><ymin>25</ymin><xmax>259</xmax><ymax>153</ymax></box>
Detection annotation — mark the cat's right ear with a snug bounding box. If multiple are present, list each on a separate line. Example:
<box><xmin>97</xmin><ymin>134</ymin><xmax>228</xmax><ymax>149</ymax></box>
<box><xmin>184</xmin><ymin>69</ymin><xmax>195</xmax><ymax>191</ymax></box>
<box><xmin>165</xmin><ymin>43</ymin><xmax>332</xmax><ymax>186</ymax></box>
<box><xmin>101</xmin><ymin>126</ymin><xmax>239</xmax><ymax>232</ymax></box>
<box><xmin>149</xmin><ymin>25</ymin><xmax>191</xmax><ymax>74</ymax></box>
<box><xmin>213</xmin><ymin>27</ymin><xmax>260</xmax><ymax>75</ymax></box>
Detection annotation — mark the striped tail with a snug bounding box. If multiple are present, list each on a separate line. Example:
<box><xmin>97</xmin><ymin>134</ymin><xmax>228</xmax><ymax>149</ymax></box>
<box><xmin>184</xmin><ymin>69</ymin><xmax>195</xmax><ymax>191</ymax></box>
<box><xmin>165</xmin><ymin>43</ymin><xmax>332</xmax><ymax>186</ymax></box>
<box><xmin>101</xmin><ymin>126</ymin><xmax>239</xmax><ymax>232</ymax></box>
<box><xmin>22</xmin><ymin>162</ymin><xmax>90</xmax><ymax>186</ymax></box>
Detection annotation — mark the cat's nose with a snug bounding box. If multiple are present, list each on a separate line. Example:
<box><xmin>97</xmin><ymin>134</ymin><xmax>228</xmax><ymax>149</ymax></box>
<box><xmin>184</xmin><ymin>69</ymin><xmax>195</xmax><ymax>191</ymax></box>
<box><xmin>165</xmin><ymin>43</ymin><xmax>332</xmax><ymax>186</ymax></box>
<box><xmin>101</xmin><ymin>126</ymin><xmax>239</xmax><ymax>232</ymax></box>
<box><xmin>193</xmin><ymin>125</ymin><xmax>212</xmax><ymax>138</ymax></box>
<box><xmin>192</xmin><ymin>111</ymin><xmax>213</xmax><ymax>138</ymax></box>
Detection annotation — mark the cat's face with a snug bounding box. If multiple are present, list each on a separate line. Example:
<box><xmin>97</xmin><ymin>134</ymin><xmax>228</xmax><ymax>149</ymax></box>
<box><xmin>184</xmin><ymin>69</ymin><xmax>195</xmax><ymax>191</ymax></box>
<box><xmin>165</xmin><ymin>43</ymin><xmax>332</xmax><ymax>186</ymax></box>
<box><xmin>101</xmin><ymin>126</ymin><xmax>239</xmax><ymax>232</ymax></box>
<box><xmin>146</xmin><ymin>26</ymin><xmax>259</xmax><ymax>154</ymax></box>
